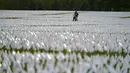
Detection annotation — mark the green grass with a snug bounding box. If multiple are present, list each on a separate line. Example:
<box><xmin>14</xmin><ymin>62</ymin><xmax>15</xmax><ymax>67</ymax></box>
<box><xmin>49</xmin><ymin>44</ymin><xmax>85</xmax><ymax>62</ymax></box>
<box><xmin>0</xmin><ymin>46</ymin><xmax>129</xmax><ymax>57</ymax></box>
<box><xmin>24</xmin><ymin>63</ymin><xmax>28</xmax><ymax>72</ymax></box>
<box><xmin>10</xmin><ymin>62</ymin><xmax>13</xmax><ymax>72</ymax></box>
<box><xmin>120</xmin><ymin>16</ymin><xmax>130</xmax><ymax>18</ymax></box>
<box><xmin>43</xmin><ymin>59</ymin><xmax>47</xmax><ymax>69</ymax></box>
<box><xmin>54</xmin><ymin>56</ymin><xmax>58</xmax><ymax>67</ymax></box>
<box><xmin>0</xmin><ymin>17</ymin><xmax>22</xmax><ymax>19</ymax></box>
<box><xmin>1</xmin><ymin>45</ymin><xmax>130</xmax><ymax>73</ymax></box>
<box><xmin>71</xmin><ymin>66</ymin><xmax>74</xmax><ymax>73</ymax></box>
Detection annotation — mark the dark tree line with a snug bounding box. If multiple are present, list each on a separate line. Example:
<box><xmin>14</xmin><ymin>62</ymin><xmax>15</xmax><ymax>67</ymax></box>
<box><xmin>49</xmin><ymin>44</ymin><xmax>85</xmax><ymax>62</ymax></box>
<box><xmin>0</xmin><ymin>0</ymin><xmax>130</xmax><ymax>11</ymax></box>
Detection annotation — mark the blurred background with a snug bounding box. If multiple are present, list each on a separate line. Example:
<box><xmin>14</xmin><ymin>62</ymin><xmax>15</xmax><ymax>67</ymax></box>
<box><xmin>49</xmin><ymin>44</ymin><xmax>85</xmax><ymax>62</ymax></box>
<box><xmin>0</xmin><ymin>0</ymin><xmax>130</xmax><ymax>11</ymax></box>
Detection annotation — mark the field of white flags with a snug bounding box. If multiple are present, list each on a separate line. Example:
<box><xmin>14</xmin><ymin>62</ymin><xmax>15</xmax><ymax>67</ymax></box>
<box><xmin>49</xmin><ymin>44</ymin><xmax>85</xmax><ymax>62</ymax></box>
<box><xmin>0</xmin><ymin>10</ymin><xmax>130</xmax><ymax>73</ymax></box>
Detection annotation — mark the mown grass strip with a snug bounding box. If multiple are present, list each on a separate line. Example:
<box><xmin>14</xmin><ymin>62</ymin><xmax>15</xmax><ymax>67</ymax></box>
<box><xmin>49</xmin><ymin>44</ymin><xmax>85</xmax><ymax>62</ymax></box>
<box><xmin>0</xmin><ymin>46</ymin><xmax>129</xmax><ymax>57</ymax></box>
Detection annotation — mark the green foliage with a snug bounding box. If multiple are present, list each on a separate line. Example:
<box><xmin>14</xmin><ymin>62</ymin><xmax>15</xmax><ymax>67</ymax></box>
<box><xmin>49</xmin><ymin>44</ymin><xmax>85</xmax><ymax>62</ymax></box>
<box><xmin>113</xmin><ymin>63</ymin><xmax>117</xmax><ymax>69</ymax></box>
<box><xmin>0</xmin><ymin>0</ymin><xmax>130</xmax><ymax>11</ymax></box>
<box><xmin>127</xmin><ymin>68</ymin><xmax>130</xmax><ymax>73</ymax></box>
<box><xmin>62</xmin><ymin>49</ymin><xmax>67</xmax><ymax>55</ymax></box>
<box><xmin>24</xmin><ymin>63</ymin><xmax>28</xmax><ymax>72</ymax></box>
<box><xmin>87</xmin><ymin>68</ymin><xmax>91</xmax><ymax>73</ymax></box>
<box><xmin>34</xmin><ymin>65</ymin><xmax>37</xmax><ymax>73</ymax></box>
<box><xmin>0</xmin><ymin>17</ymin><xmax>21</xmax><ymax>19</ymax></box>
<box><xmin>76</xmin><ymin>57</ymin><xmax>79</xmax><ymax>64</ymax></box>
<box><xmin>0</xmin><ymin>56</ymin><xmax>2</xmax><ymax>64</ymax></box>
<box><xmin>121</xmin><ymin>16</ymin><xmax>130</xmax><ymax>18</ymax></box>
<box><xmin>71</xmin><ymin>66</ymin><xmax>74</xmax><ymax>73</ymax></box>
<box><xmin>43</xmin><ymin>59</ymin><xmax>47</xmax><ymax>69</ymax></box>
<box><xmin>29</xmin><ymin>47</ymin><xmax>35</xmax><ymax>54</ymax></box>
<box><xmin>54</xmin><ymin>56</ymin><xmax>58</xmax><ymax>67</ymax></box>
<box><xmin>103</xmin><ymin>63</ymin><xmax>107</xmax><ymax>68</ymax></box>
<box><xmin>0</xmin><ymin>47</ymin><xmax>129</xmax><ymax>57</ymax></box>
<box><xmin>72</xmin><ymin>59</ymin><xmax>75</xmax><ymax>64</ymax></box>
<box><xmin>10</xmin><ymin>62</ymin><xmax>13</xmax><ymax>72</ymax></box>
<box><xmin>107</xmin><ymin>59</ymin><xmax>110</xmax><ymax>65</ymax></box>
<box><xmin>81</xmin><ymin>50</ymin><xmax>85</xmax><ymax>59</ymax></box>
<box><xmin>120</xmin><ymin>63</ymin><xmax>123</xmax><ymax>69</ymax></box>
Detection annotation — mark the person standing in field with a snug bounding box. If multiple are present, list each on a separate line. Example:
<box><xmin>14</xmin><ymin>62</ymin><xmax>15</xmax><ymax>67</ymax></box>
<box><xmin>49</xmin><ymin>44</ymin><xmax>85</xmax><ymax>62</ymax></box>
<box><xmin>73</xmin><ymin>11</ymin><xmax>79</xmax><ymax>21</ymax></box>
